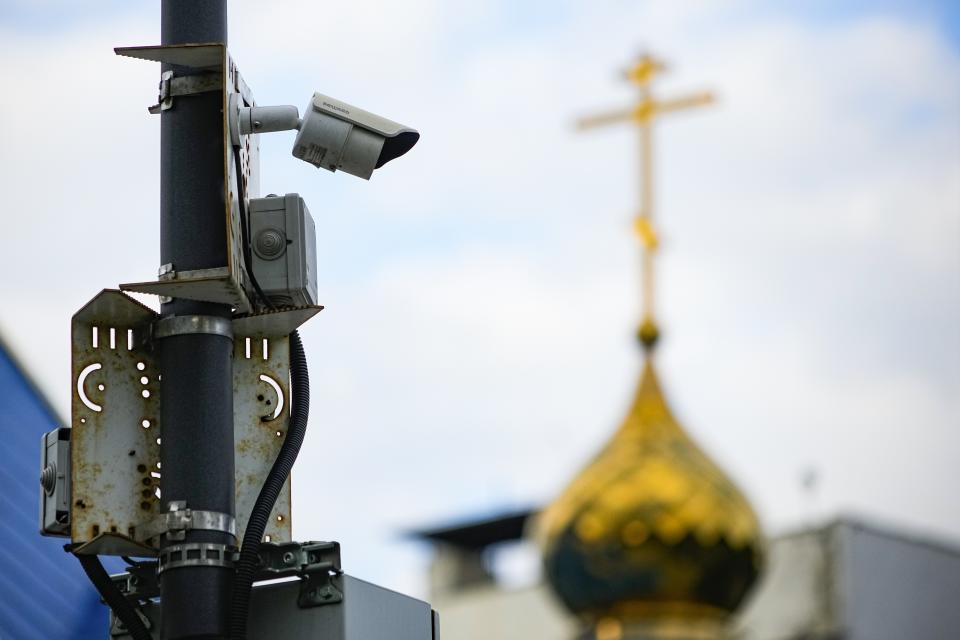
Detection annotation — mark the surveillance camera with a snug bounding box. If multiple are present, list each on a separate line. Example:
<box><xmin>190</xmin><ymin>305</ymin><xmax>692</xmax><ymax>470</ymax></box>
<box><xmin>292</xmin><ymin>93</ymin><xmax>419</xmax><ymax>180</ymax></box>
<box><xmin>230</xmin><ymin>93</ymin><xmax>419</xmax><ymax>180</ymax></box>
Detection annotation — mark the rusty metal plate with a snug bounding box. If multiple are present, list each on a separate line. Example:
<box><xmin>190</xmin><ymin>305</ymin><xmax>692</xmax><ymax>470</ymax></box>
<box><xmin>121</xmin><ymin>267</ymin><xmax>251</xmax><ymax>312</ymax></box>
<box><xmin>70</xmin><ymin>290</ymin><xmax>293</xmax><ymax>555</ymax></box>
<box><xmin>233</xmin><ymin>335</ymin><xmax>293</xmax><ymax>544</ymax></box>
<box><xmin>71</xmin><ymin>290</ymin><xmax>161</xmax><ymax>556</ymax></box>
<box><xmin>114</xmin><ymin>43</ymin><xmax>223</xmax><ymax>69</ymax></box>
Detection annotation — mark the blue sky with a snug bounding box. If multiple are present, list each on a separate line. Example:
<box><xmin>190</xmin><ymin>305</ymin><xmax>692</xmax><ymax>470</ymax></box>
<box><xmin>1</xmin><ymin>0</ymin><xmax>958</xmax><ymax>600</ymax></box>
<box><xmin>3</xmin><ymin>1</ymin><xmax>959</xmax><ymax>42</ymax></box>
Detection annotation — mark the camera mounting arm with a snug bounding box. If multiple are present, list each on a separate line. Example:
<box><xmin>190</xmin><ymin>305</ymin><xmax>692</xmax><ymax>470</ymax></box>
<box><xmin>229</xmin><ymin>94</ymin><xmax>301</xmax><ymax>147</ymax></box>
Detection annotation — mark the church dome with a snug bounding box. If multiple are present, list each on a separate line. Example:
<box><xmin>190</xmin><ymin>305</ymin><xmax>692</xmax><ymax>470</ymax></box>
<box><xmin>536</xmin><ymin>358</ymin><xmax>763</xmax><ymax>628</ymax></box>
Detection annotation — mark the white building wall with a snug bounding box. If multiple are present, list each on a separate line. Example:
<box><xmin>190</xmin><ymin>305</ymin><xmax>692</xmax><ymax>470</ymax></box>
<box><xmin>434</xmin><ymin>584</ymin><xmax>575</xmax><ymax>640</ymax></box>
<box><xmin>426</xmin><ymin>518</ymin><xmax>960</xmax><ymax>640</ymax></box>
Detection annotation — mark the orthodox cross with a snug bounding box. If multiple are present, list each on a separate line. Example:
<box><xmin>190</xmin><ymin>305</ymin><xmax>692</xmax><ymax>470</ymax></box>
<box><xmin>577</xmin><ymin>54</ymin><xmax>713</xmax><ymax>351</ymax></box>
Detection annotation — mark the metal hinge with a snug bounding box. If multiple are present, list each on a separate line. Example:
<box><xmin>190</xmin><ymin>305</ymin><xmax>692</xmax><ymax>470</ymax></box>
<box><xmin>256</xmin><ymin>540</ymin><xmax>342</xmax><ymax>577</ymax></box>
<box><xmin>149</xmin><ymin>71</ymin><xmax>223</xmax><ymax>114</ymax></box>
<box><xmin>298</xmin><ymin>572</ymin><xmax>343</xmax><ymax>608</ymax></box>
<box><xmin>255</xmin><ymin>540</ymin><xmax>345</xmax><ymax>608</ymax></box>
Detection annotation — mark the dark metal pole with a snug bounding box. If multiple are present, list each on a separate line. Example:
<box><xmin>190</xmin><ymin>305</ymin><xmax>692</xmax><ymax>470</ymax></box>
<box><xmin>159</xmin><ymin>2</ymin><xmax>233</xmax><ymax>638</ymax></box>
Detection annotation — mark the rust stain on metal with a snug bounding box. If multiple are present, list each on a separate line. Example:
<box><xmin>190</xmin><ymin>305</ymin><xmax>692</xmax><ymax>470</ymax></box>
<box><xmin>70</xmin><ymin>290</ymin><xmax>295</xmax><ymax>556</ymax></box>
<box><xmin>71</xmin><ymin>290</ymin><xmax>161</xmax><ymax>557</ymax></box>
<box><xmin>233</xmin><ymin>335</ymin><xmax>292</xmax><ymax>544</ymax></box>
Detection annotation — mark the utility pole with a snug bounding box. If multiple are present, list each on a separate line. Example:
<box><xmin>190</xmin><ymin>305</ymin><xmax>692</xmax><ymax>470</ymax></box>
<box><xmin>39</xmin><ymin>3</ymin><xmax>432</xmax><ymax>638</ymax></box>
<box><xmin>158</xmin><ymin>2</ymin><xmax>233</xmax><ymax>638</ymax></box>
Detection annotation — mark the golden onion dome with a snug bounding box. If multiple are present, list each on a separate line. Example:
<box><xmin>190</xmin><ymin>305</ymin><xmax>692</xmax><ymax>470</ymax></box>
<box><xmin>535</xmin><ymin>358</ymin><xmax>763</xmax><ymax>632</ymax></box>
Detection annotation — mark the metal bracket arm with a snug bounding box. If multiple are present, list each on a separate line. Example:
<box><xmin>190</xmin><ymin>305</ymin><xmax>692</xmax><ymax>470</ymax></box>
<box><xmin>255</xmin><ymin>540</ymin><xmax>344</xmax><ymax>609</ymax></box>
<box><xmin>255</xmin><ymin>540</ymin><xmax>342</xmax><ymax>578</ymax></box>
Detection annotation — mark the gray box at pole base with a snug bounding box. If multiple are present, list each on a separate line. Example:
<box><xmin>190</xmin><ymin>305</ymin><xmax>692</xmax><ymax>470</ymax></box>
<box><xmin>249</xmin><ymin>575</ymin><xmax>438</xmax><ymax>639</ymax></box>
<box><xmin>118</xmin><ymin>574</ymin><xmax>439</xmax><ymax>639</ymax></box>
<box><xmin>248</xmin><ymin>193</ymin><xmax>318</xmax><ymax>307</ymax></box>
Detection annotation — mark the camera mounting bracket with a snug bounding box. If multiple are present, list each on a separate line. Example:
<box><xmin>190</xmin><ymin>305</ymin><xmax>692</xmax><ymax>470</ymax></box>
<box><xmin>115</xmin><ymin>43</ymin><xmax>258</xmax><ymax>312</ymax></box>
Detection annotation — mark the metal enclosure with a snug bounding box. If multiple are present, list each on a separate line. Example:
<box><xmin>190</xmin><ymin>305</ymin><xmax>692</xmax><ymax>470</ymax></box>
<box><xmin>120</xmin><ymin>575</ymin><xmax>439</xmax><ymax>640</ymax></box>
<box><xmin>249</xmin><ymin>194</ymin><xmax>318</xmax><ymax>307</ymax></box>
<box><xmin>40</xmin><ymin>427</ymin><xmax>72</xmax><ymax>535</ymax></box>
<box><xmin>248</xmin><ymin>576</ymin><xmax>437</xmax><ymax>640</ymax></box>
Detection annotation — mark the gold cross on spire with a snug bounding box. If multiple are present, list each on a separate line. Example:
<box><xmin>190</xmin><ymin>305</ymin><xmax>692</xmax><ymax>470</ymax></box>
<box><xmin>577</xmin><ymin>54</ymin><xmax>713</xmax><ymax>352</ymax></box>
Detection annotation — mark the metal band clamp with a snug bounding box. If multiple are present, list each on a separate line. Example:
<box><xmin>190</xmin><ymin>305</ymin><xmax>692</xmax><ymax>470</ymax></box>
<box><xmin>143</xmin><ymin>501</ymin><xmax>237</xmax><ymax>542</ymax></box>
<box><xmin>158</xmin><ymin>542</ymin><xmax>237</xmax><ymax>574</ymax></box>
<box><xmin>153</xmin><ymin>315</ymin><xmax>233</xmax><ymax>341</ymax></box>
<box><xmin>149</xmin><ymin>70</ymin><xmax>223</xmax><ymax>114</ymax></box>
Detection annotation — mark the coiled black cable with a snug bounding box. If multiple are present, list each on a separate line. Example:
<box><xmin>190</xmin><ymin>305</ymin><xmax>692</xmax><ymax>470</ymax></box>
<box><xmin>74</xmin><ymin>552</ymin><xmax>152</xmax><ymax>640</ymax></box>
<box><xmin>229</xmin><ymin>329</ymin><xmax>310</xmax><ymax>639</ymax></box>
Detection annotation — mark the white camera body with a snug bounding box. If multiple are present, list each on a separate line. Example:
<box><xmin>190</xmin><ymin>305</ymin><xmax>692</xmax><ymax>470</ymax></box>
<box><xmin>230</xmin><ymin>92</ymin><xmax>419</xmax><ymax>181</ymax></box>
<box><xmin>293</xmin><ymin>93</ymin><xmax>419</xmax><ymax>180</ymax></box>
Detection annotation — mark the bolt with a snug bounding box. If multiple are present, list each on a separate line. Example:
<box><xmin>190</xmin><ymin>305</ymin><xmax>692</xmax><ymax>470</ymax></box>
<box><xmin>282</xmin><ymin>551</ymin><xmax>295</xmax><ymax>565</ymax></box>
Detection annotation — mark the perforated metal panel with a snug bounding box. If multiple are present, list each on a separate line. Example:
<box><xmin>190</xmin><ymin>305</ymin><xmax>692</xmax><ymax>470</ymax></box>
<box><xmin>69</xmin><ymin>290</ymin><xmax>295</xmax><ymax>556</ymax></box>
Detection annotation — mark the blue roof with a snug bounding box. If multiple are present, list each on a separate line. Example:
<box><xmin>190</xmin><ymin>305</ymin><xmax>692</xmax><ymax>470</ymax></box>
<box><xmin>0</xmin><ymin>335</ymin><xmax>115</xmax><ymax>639</ymax></box>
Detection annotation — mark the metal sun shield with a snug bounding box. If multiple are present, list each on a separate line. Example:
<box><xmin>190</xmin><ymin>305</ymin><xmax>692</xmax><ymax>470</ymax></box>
<box><xmin>70</xmin><ymin>289</ymin><xmax>296</xmax><ymax>556</ymax></box>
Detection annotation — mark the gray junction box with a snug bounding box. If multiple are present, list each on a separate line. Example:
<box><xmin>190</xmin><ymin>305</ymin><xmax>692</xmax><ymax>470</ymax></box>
<box><xmin>249</xmin><ymin>193</ymin><xmax>318</xmax><ymax>307</ymax></box>
<box><xmin>39</xmin><ymin>428</ymin><xmax>71</xmax><ymax>536</ymax></box>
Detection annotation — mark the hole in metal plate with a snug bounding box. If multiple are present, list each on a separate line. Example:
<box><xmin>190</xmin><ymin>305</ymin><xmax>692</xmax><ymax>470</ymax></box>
<box><xmin>78</xmin><ymin>363</ymin><xmax>103</xmax><ymax>412</ymax></box>
<box><xmin>258</xmin><ymin>374</ymin><xmax>284</xmax><ymax>420</ymax></box>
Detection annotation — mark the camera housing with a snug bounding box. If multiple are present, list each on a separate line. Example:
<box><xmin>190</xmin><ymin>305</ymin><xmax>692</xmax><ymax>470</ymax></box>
<box><xmin>292</xmin><ymin>93</ymin><xmax>420</xmax><ymax>180</ymax></box>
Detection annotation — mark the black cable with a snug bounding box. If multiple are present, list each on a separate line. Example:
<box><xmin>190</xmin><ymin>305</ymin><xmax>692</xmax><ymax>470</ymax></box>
<box><xmin>232</xmin><ymin>145</ymin><xmax>275</xmax><ymax>312</ymax></box>
<box><xmin>229</xmin><ymin>329</ymin><xmax>310</xmax><ymax>639</ymax></box>
<box><xmin>74</xmin><ymin>552</ymin><xmax>152</xmax><ymax>640</ymax></box>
